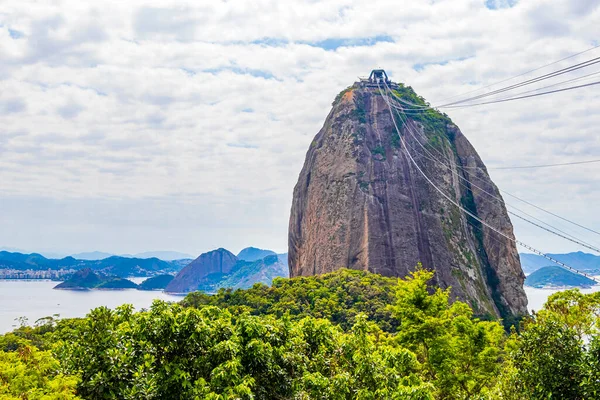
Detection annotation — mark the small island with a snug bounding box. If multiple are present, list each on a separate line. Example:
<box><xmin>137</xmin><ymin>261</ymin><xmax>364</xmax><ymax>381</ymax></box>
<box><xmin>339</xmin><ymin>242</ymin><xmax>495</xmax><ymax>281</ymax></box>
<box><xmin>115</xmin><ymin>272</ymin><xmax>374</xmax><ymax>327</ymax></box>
<box><xmin>54</xmin><ymin>268</ymin><xmax>138</xmax><ymax>290</ymax></box>
<box><xmin>525</xmin><ymin>265</ymin><xmax>597</xmax><ymax>288</ymax></box>
<box><xmin>53</xmin><ymin>269</ymin><xmax>176</xmax><ymax>291</ymax></box>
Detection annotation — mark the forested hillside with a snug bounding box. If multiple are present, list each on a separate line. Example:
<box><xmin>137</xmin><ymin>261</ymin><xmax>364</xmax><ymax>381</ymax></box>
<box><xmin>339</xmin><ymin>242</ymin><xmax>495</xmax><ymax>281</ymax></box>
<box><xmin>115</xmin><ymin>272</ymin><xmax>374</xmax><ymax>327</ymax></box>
<box><xmin>1</xmin><ymin>269</ymin><xmax>599</xmax><ymax>399</ymax></box>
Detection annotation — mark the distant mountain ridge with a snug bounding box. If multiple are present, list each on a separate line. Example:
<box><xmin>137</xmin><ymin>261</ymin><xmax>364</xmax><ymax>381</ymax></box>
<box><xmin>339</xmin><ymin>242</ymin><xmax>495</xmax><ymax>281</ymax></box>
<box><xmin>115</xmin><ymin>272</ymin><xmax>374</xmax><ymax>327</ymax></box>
<box><xmin>520</xmin><ymin>252</ymin><xmax>600</xmax><ymax>274</ymax></box>
<box><xmin>237</xmin><ymin>247</ymin><xmax>277</xmax><ymax>262</ymax></box>
<box><xmin>0</xmin><ymin>251</ymin><xmax>184</xmax><ymax>277</ymax></box>
<box><xmin>166</xmin><ymin>248</ymin><xmax>289</xmax><ymax>293</ymax></box>
<box><xmin>132</xmin><ymin>251</ymin><xmax>194</xmax><ymax>261</ymax></box>
<box><xmin>69</xmin><ymin>250</ymin><xmax>194</xmax><ymax>261</ymax></box>
<box><xmin>70</xmin><ymin>251</ymin><xmax>114</xmax><ymax>260</ymax></box>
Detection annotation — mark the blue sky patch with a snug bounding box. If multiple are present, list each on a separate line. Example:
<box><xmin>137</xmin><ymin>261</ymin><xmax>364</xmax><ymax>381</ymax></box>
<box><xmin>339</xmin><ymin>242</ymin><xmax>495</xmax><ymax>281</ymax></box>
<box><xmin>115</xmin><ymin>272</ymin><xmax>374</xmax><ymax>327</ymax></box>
<box><xmin>305</xmin><ymin>35</ymin><xmax>394</xmax><ymax>51</ymax></box>
<box><xmin>251</xmin><ymin>37</ymin><xmax>289</xmax><ymax>47</ymax></box>
<box><xmin>484</xmin><ymin>0</ymin><xmax>518</xmax><ymax>10</ymax></box>
<box><xmin>204</xmin><ymin>66</ymin><xmax>276</xmax><ymax>80</ymax></box>
<box><xmin>8</xmin><ymin>28</ymin><xmax>24</xmax><ymax>39</ymax></box>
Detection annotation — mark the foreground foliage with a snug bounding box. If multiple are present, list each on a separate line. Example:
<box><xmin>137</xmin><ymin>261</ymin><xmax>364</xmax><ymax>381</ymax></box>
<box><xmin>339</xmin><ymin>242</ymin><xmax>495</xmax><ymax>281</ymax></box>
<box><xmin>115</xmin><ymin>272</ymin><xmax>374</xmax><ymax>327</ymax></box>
<box><xmin>1</xmin><ymin>268</ymin><xmax>599</xmax><ymax>399</ymax></box>
<box><xmin>0</xmin><ymin>344</ymin><xmax>79</xmax><ymax>399</ymax></box>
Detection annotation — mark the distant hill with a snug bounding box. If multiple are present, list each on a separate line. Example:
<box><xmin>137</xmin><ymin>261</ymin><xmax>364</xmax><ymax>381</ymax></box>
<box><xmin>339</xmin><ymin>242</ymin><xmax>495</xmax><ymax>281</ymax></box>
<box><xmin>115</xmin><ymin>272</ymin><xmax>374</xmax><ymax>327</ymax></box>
<box><xmin>0</xmin><ymin>251</ymin><xmax>79</xmax><ymax>270</ymax></box>
<box><xmin>525</xmin><ymin>265</ymin><xmax>597</xmax><ymax>288</ymax></box>
<box><xmin>277</xmin><ymin>253</ymin><xmax>288</xmax><ymax>267</ymax></box>
<box><xmin>139</xmin><ymin>274</ymin><xmax>175</xmax><ymax>290</ymax></box>
<box><xmin>97</xmin><ymin>278</ymin><xmax>139</xmax><ymax>290</ymax></box>
<box><xmin>237</xmin><ymin>247</ymin><xmax>277</xmax><ymax>262</ymax></box>
<box><xmin>166</xmin><ymin>248</ymin><xmax>238</xmax><ymax>293</ymax></box>
<box><xmin>0</xmin><ymin>247</ymin><xmax>65</xmax><ymax>259</ymax></box>
<box><xmin>166</xmin><ymin>248</ymin><xmax>289</xmax><ymax>293</ymax></box>
<box><xmin>71</xmin><ymin>251</ymin><xmax>113</xmax><ymax>260</ymax></box>
<box><xmin>133</xmin><ymin>251</ymin><xmax>194</xmax><ymax>261</ymax></box>
<box><xmin>216</xmin><ymin>255</ymin><xmax>288</xmax><ymax>290</ymax></box>
<box><xmin>54</xmin><ymin>268</ymin><xmax>103</xmax><ymax>290</ymax></box>
<box><xmin>85</xmin><ymin>256</ymin><xmax>176</xmax><ymax>277</ymax></box>
<box><xmin>0</xmin><ymin>251</ymin><xmax>185</xmax><ymax>277</ymax></box>
<box><xmin>520</xmin><ymin>252</ymin><xmax>600</xmax><ymax>274</ymax></box>
<box><xmin>170</xmin><ymin>259</ymin><xmax>194</xmax><ymax>269</ymax></box>
<box><xmin>54</xmin><ymin>268</ymin><xmax>138</xmax><ymax>290</ymax></box>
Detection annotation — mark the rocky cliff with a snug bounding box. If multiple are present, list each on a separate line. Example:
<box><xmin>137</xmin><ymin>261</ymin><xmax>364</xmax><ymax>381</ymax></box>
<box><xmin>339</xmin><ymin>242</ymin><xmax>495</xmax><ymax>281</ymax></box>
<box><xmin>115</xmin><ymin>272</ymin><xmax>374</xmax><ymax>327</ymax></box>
<box><xmin>288</xmin><ymin>80</ymin><xmax>528</xmax><ymax>318</ymax></box>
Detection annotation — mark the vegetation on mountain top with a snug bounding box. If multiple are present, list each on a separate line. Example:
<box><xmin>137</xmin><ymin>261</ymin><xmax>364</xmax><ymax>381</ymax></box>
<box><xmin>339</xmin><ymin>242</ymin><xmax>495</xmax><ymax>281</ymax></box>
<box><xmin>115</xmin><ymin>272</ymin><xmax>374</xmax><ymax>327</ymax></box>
<box><xmin>1</xmin><ymin>269</ymin><xmax>599</xmax><ymax>399</ymax></box>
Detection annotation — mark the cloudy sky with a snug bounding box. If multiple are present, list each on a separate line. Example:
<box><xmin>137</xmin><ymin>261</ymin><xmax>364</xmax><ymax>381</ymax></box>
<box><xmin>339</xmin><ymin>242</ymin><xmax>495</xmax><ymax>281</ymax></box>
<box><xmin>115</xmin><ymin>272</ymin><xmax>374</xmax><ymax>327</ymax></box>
<box><xmin>0</xmin><ymin>0</ymin><xmax>599</xmax><ymax>258</ymax></box>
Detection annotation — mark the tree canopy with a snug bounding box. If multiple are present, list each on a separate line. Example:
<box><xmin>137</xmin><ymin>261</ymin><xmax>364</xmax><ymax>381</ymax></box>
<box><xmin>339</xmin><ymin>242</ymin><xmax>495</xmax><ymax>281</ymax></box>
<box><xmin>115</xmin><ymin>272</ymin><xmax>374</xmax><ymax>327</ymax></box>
<box><xmin>1</xmin><ymin>268</ymin><xmax>599</xmax><ymax>399</ymax></box>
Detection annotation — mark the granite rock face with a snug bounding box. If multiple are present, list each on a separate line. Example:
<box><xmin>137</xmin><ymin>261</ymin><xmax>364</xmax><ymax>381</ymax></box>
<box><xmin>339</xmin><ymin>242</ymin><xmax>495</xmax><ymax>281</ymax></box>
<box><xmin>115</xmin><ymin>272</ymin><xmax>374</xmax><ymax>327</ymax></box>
<box><xmin>288</xmin><ymin>82</ymin><xmax>528</xmax><ymax>318</ymax></box>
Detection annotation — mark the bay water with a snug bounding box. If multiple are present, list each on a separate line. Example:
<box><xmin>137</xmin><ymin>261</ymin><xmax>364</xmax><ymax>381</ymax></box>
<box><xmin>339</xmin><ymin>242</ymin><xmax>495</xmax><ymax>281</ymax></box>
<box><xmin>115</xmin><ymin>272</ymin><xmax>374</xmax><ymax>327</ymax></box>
<box><xmin>0</xmin><ymin>279</ymin><xmax>182</xmax><ymax>333</ymax></box>
<box><xmin>2</xmin><ymin>279</ymin><xmax>600</xmax><ymax>333</ymax></box>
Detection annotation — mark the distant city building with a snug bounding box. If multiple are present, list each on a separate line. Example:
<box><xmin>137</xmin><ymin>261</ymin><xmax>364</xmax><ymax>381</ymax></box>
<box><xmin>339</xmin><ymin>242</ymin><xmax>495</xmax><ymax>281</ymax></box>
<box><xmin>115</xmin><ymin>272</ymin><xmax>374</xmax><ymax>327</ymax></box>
<box><xmin>0</xmin><ymin>268</ymin><xmax>75</xmax><ymax>280</ymax></box>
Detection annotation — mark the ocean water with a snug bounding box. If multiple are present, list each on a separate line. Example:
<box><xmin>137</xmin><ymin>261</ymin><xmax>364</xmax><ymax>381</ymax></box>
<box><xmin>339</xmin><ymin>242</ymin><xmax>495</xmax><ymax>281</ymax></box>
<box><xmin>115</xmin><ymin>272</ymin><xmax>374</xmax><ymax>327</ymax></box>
<box><xmin>2</xmin><ymin>280</ymin><xmax>600</xmax><ymax>333</ymax></box>
<box><xmin>0</xmin><ymin>279</ymin><xmax>182</xmax><ymax>333</ymax></box>
<box><xmin>524</xmin><ymin>284</ymin><xmax>600</xmax><ymax>312</ymax></box>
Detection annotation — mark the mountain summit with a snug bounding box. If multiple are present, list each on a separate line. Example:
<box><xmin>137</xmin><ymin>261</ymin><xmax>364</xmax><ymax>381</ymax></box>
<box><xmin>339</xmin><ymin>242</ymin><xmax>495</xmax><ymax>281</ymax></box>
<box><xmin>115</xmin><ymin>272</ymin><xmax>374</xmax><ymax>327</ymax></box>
<box><xmin>288</xmin><ymin>73</ymin><xmax>528</xmax><ymax>319</ymax></box>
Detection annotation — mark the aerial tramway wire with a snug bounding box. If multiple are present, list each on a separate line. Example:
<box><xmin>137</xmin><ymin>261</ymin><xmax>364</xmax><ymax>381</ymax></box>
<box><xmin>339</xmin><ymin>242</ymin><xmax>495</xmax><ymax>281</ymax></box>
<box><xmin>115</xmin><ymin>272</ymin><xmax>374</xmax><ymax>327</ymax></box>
<box><xmin>486</xmin><ymin>159</ymin><xmax>600</xmax><ymax>170</ymax></box>
<box><xmin>391</xmin><ymin>100</ymin><xmax>600</xmax><ymax>254</ymax></box>
<box><xmin>401</xmin><ymin>140</ymin><xmax>600</xmax><ymax>254</ymax></box>
<box><xmin>389</xmin><ymin>99</ymin><xmax>600</xmax><ymax>253</ymax></box>
<box><xmin>438</xmin><ymin>57</ymin><xmax>600</xmax><ymax>107</ymax></box>
<box><xmin>383</xmin><ymin>56</ymin><xmax>600</xmax><ymax>110</ymax></box>
<box><xmin>382</xmin><ymin>80</ymin><xmax>600</xmax><ymax>238</ymax></box>
<box><xmin>442</xmin><ymin>80</ymin><xmax>600</xmax><ymax>108</ymax></box>
<box><xmin>377</xmin><ymin>81</ymin><xmax>600</xmax><ymax>283</ymax></box>
<box><xmin>433</xmin><ymin>43</ymin><xmax>600</xmax><ymax>104</ymax></box>
<box><xmin>472</xmin><ymin>69</ymin><xmax>600</xmax><ymax>103</ymax></box>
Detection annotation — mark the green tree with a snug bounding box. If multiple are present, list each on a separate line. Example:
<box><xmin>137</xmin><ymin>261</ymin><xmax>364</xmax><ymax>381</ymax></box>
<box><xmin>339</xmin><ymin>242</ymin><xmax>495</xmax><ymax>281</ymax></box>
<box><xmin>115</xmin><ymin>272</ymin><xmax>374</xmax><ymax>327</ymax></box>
<box><xmin>0</xmin><ymin>344</ymin><xmax>80</xmax><ymax>399</ymax></box>
<box><xmin>497</xmin><ymin>289</ymin><xmax>600</xmax><ymax>399</ymax></box>
<box><xmin>392</xmin><ymin>268</ymin><xmax>505</xmax><ymax>399</ymax></box>
<box><xmin>54</xmin><ymin>301</ymin><xmax>434</xmax><ymax>399</ymax></box>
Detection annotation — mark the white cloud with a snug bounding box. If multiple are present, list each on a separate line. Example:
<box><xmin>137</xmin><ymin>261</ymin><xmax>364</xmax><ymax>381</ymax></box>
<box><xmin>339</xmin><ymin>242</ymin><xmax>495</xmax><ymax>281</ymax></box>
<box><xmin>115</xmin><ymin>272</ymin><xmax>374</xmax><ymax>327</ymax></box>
<box><xmin>0</xmin><ymin>0</ymin><xmax>599</xmax><ymax>256</ymax></box>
